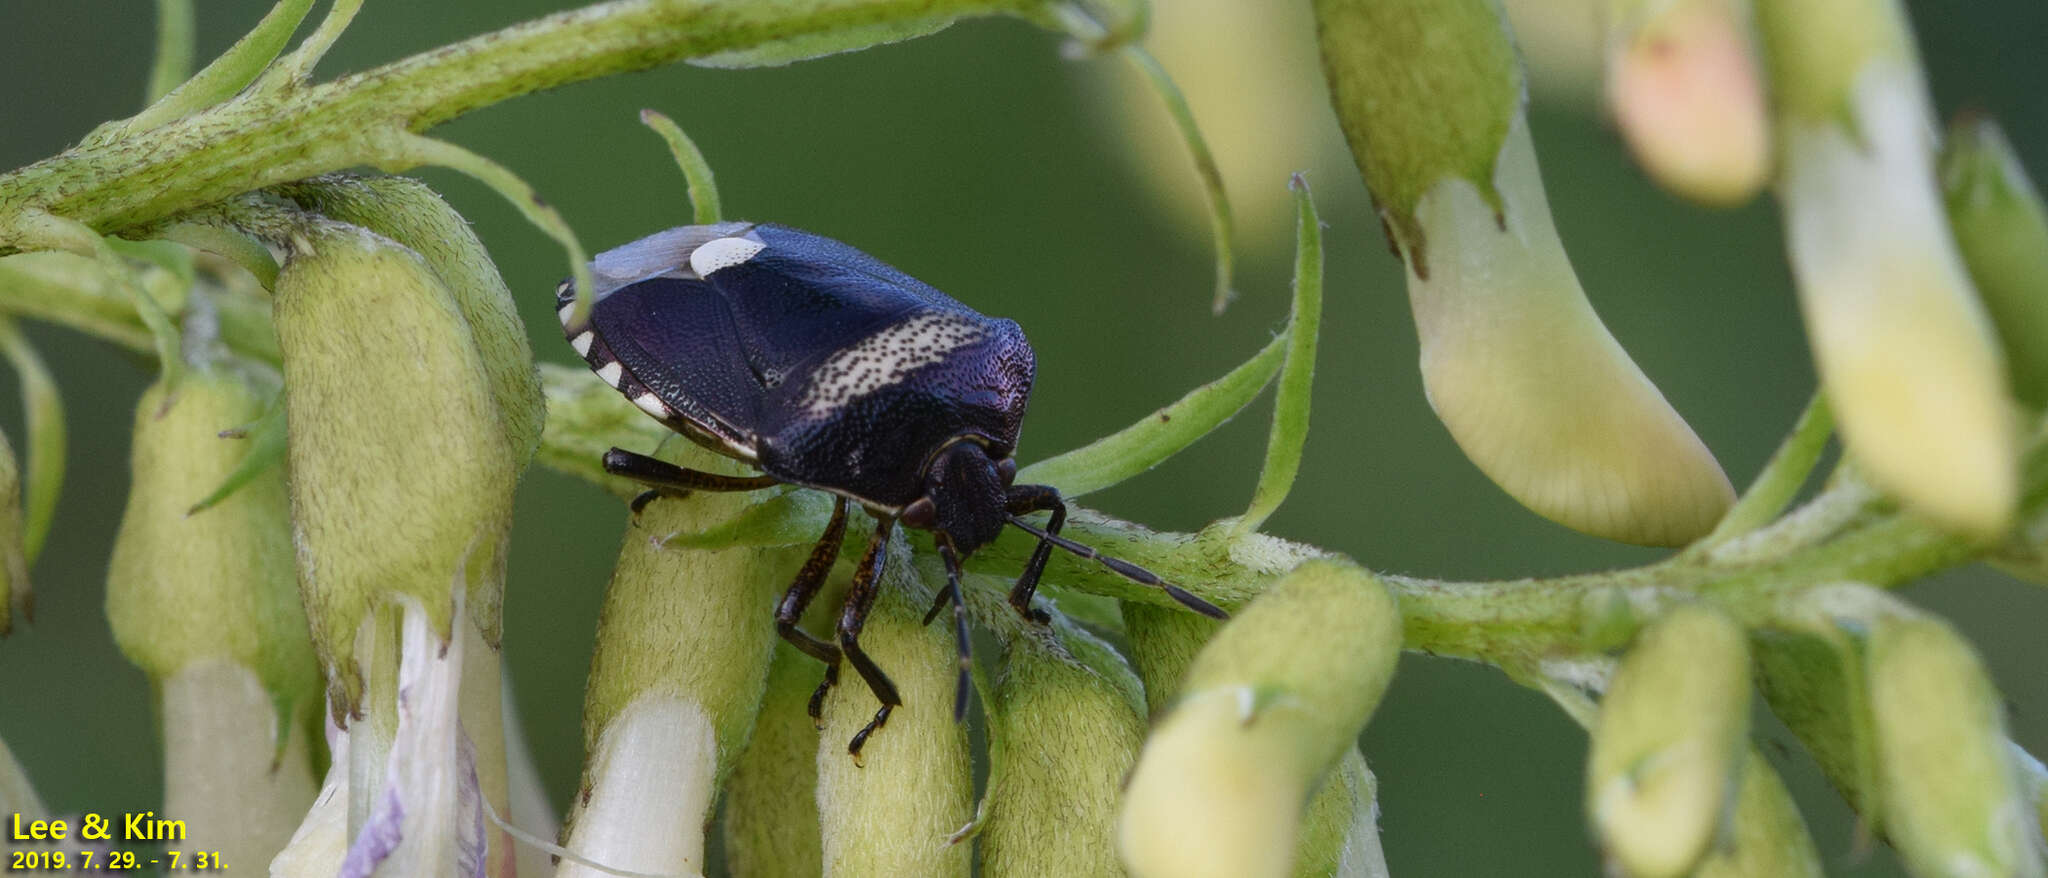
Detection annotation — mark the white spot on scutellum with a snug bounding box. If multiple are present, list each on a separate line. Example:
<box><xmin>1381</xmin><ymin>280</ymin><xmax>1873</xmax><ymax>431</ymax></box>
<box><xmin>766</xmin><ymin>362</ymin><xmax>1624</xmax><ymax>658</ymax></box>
<box><xmin>570</xmin><ymin>332</ymin><xmax>595</xmax><ymax>357</ymax></box>
<box><xmin>556</xmin><ymin>301</ymin><xmax>576</xmax><ymax>328</ymax></box>
<box><xmin>796</xmin><ymin>311</ymin><xmax>986</xmax><ymax>415</ymax></box>
<box><xmin>631</xmin><ymin>393</ymin><xmax>669</xmax><ymax>419</ymax></box>
<box><xmin>688</xmin><ymin>236</ymin><xmax>766</xmax><ymax>278</ymax></box>
<box><xmin>596</xmin><ymin>361</ymin><xmax>624</xmax><ymax>387</ymax></box>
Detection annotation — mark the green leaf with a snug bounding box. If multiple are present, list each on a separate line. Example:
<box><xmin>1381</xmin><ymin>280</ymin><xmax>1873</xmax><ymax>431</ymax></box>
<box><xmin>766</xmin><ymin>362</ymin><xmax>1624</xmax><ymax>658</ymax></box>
<box><xmin>688</xmin><ymin>14</ymin><xmax>957</xmax><ymax>68</ymax></box>
<box><xmin>640</xmin><ymin>109</ymin><xmax>724</xmax><ymax>225</ymax></box>
<box><xmin>147</xmin><ymin>0</ymin><xmax>197</xmax><ymax>105</ymax></box>
<box><xmin>1016</xmin><ymin>334</ymin><xmax>1285</xmax><ymax>498</ymax></box>
<box><xmin>1233</xmin><ymin>175</ymin><xmax>1323</xmax><ymax>535</ymax></box>
<box><xmin>118</xmin><ymin>0</ymin><xmax>318</xmax><ymax>137</ymax></box>
<box><xmin>0</xmin><ymin>319</ymin><xmax>65</xmax><ymax>563</ymax></box>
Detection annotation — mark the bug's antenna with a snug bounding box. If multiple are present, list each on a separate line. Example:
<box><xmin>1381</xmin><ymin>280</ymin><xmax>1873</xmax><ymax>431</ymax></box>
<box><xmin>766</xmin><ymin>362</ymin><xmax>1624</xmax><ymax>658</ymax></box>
<box><xmin>927</xmin><ymin>539</ymin><xmax>974</xmax><ymax>722</ymax></box>
<box><xmin>1004</xmin><ymin>516</ymin><xmax>1228</xmax><ymax>619</ymax></box>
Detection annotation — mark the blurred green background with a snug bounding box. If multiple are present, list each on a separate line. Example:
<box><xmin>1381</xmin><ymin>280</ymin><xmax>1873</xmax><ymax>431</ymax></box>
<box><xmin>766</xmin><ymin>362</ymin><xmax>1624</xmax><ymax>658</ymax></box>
<box><xmin>2</xmin><ymin>2</ymin><xmax>2043</xmax><ymax>875</ymax></box>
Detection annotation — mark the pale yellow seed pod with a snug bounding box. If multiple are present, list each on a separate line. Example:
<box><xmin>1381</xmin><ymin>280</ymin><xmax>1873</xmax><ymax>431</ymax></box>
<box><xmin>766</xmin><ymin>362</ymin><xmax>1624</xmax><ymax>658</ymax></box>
<box><xmin>1868</xmin><ymin>615</ymin><xmax>2045</xmax><ymax>878</ymax></box>
<box><xmin>1407</xmin><ymin>113</ymin><xmax>1735</xmax><ymax>547</ymax></box>
<box><xmin>0</xmin><ymin>427</ymin><xmax>25</xmax><ymax>635</ymax></box>
<box><xmin>104</xmin><ymin>368</ymin><xmax>321</xmax><ymax>872</ymax></box>
<box><xmin>979</xmin><ymin>620</ymin><xmax>1146</xmax><ymax>876</ymax></box>
<box><xmin>1605</xmin><ymin>0</ymin><xmax>1771</xmax><ymax>206</ymax></box>
<box><xmin>1119</xmin><ymin>560</ymin><xmax>1401</xmax><ymax>878</ymax></box>
<box><xmin>557</xmin><ymin>443</ymin><xmax>806</xmax><ymax>878</ymax></box>
<box><xmin>1690</xmin><ymin>751</ymin><xmax>1824</xmax><ymax>878</ymax></box>
<box><xmin>1585</xmin><ymin>605</ymin><xmax>1750</xmax><ymax>878</ymax></box>
<box><xmin>1758</xmin><ymin>0</ymin><xmax>2020</xmax><ymax>537</ymax></box>
<box><xmin>273</xmin><ymin>221</ymin><xmax>519</xmax><ymax>713</ymax></box>
<box><xmin>1123</xmin><ymin>601</ymin><xmax>1386</xmax><ymax>876</ymax></box>
<box><xmin>815</xmin><ymin>539</ymin><xmax>973</xmax><ymax>878</ymax></box>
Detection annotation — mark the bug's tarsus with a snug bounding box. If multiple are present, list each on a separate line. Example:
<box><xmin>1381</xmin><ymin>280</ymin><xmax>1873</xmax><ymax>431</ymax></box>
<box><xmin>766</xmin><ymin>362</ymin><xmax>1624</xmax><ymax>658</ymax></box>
<box><xmin>628</xmin><ymin>490</ymin><xmax>662</xmax><ymax>516</ymax></box>
<box><xmin>840</xmin><ymin>517</ymin><xmax>905</xmax><ymax>758</ymax></box>
<box><xmin>1003</xmin><ymin>484</ymin><xmax>1065</xmax><ymax>624</ymax></box>
<box><xmin>1004</xmin><ymin>515</ymin><xmax>1228</xmax><ymax>620</ymax></box>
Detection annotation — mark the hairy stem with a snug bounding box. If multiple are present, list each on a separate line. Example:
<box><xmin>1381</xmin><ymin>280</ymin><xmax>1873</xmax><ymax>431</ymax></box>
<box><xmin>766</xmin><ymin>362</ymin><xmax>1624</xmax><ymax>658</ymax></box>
<box><xmin>0</xmin><ymin>0</ymin><xmax>1036</xmax><ymax>248</ymax></box>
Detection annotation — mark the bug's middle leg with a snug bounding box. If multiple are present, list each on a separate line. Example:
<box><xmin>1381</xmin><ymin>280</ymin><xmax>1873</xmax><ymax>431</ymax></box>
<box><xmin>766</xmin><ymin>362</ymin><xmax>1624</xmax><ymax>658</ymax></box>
<box><xmin>768</xmin><ymin>497</ymin><xmax>849</xmax><ymax>722</ymax></box>
<box><xmin>839</xmin><ymin>517</ymin><xmax>904</xmax><ymax>758</ymax></box>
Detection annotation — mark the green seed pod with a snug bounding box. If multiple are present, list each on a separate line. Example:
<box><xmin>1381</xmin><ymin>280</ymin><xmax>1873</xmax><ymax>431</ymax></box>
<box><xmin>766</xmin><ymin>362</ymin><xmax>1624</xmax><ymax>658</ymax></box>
<box><xmin>557</xmin><ymin>442</ymin><xmax>806</xmax><ymax>878</ymax></box>
<box><xmin>104</xmin><ymin>368</ymin><xmax>321</xmax><ymax>871</ymax></box>
<box><xmin>978</xmin><ymin>615</ymin><xmax>1146</xmax><ymax>876</ymax></box>
<box><xmin>272</xmin><ymin>220</ymin><xmax>518</xmax><ymax>714</ymax></box>
<box><xmin>1119</xmin><ymin>560</ymin><xmax>1401</xmax><ymax>878</ymax></box>
<box><xmin>1868</xmin><ymin>614</ymin><xmax>2045</xmax><ymax>878</ymax></box>
<box><xmin>1941</xmin><ymin>114</ymin><xmax>2048</xmax><ymax>410</ymax></box>
<box><xmin>815</xmin><ymin>538</ymin><xmax>973</xmax><ymax>878</ymax></box>
<box><xmin>721</xmin><ymin>643</ymin><xmax>826</xmax><ymax>878</ymax></box>
<box><xmin>279</xmin><ymin>175</ymin><xmax>545</xmax><ymax>459</ymax></box>
<box><xmin>1585</xmin><ymin>604</ymin><xmax>1750</xmax><ymax>878</ymax></box>
<box><xmin>1689</xmin><ymin>751</ymin><xmax>1824</xmax><ymax>878</ymax></box>
<box><xmin>0</xmin><ymin>426</ymin><xmax>26</xmax><ymax>635</ymax></box>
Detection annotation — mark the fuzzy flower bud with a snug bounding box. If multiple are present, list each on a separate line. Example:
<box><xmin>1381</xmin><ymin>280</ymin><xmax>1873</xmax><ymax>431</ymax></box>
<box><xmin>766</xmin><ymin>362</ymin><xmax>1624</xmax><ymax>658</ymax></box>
<box><xmin>1119</xmin><ymin>560</ymin><xmax>1401</xmax><ymax>878</ymax></box>
<box><xmin>1941</xmin><ymin>114</ymin><xmax>2048</xmax><ymax>410</ymax></box>
<box><xmin>1316</xmin><ymin>0</ymin><xmax>1734</xmax><ymax>546</ymax></box>
<box><xmin>278</xmin><ymin>175</ymin><xmax>545</xmax><ymax>458</ymax></box>
<box><xmin>977</xmin><ymin>610</ymin><xmax>1146</xmax><ymax>876</ymax></box>
<box><xmin>1868</xmin><ymin>614</ymin><xmax>2045</xmax><ymax>878</ymax></box>
<box><xmin>814</xmin><ymin>538</ymin><xmax>973</xmax><ymax>877</ymax></box>
<box><xmin>1758</xmin><ymin>0</ymin><xmax>2019</xmax><ymax>538</ymax></box>
<box><xmin>556</xmin><ymin>443</ymin><xmax>807</xmax><ymax>878</ymax></box>
<box><xmin>272</xmin><ymin>219</ymin><xmax>518</xmax><ymax>713</ymax></box>
<box><xmin>1605</xmin><ymin>0</ymin><xmax>1771</xmax><ymax>206</ymax></box>
<box><xmin>105</xmin><ymin>368</ymin><xmax>321</xmax><ymax>871</ymax></box>
<box><xmin>1585</xmin><ymin>605</ymin><xmax>1751</xmax><ymax>878</ymax></box>
<box><xmin>720</xmin><ymin>644</ymin><xmax>826</xmax><ymax>877</ymax></box>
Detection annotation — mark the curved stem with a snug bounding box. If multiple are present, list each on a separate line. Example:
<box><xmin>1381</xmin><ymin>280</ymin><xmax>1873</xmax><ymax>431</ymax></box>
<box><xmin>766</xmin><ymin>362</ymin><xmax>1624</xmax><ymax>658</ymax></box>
<box><xmin>0</xmin><ymin>0</ymin><xmax>1035</xmax><ymax>247</ymax></box>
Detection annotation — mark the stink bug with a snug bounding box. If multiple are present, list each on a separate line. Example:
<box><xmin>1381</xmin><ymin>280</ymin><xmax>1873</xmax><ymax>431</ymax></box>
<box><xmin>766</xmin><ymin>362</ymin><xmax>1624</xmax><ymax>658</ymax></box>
<box><xmin>558</xmin><ymin>222</ymin><xmax>1225</xmax><ymax>754</ymax></box>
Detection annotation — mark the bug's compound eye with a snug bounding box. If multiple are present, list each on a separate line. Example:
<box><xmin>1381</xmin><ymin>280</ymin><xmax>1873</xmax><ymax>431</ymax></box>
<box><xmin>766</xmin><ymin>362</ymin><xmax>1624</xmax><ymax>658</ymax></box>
<box><xmin>995</xmin><ymin>457</ymin><xmax>1017</xmax><ymax>486</ymax></box>
<box><xmin>901</xmin><ymin>496</ymin><xmax>938</xmax><ymax>529</ymax></box>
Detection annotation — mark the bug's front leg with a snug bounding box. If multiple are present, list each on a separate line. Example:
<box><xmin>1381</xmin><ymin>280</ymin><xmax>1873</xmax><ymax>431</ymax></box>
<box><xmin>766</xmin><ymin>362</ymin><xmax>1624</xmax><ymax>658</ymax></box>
<box><xmin>772</xmin><ymin>497</ymin><xmax>849</xmax><ymax>723</ymax></box>
<box><xmin>1003</xmin><ymin>484</ymin><xmax>1065</xmax><ymax>624</ymax></box>
<box><xmin>839</xmin><ymin>517</ymin><xmax>905</xmax><ymax>760</ymax></box>
<box><xmin>603</xmin><ymin>447</ymin><xmax>780</xmax><ymax>514</ymax></box>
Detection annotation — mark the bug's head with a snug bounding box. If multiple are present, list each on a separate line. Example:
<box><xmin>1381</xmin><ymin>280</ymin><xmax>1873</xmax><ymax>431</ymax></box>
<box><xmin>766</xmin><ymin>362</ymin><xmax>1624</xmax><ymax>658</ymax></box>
<box><xmin>901</xmin><ymin>440</ymin><xmax>1015</xmax><ymax>556</ymax></box>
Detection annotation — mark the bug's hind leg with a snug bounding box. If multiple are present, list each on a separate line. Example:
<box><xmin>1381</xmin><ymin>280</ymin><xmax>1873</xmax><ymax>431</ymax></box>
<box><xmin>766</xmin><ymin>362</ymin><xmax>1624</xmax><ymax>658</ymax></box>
<box><xmin>603</xmin><ymin>447</ymin><xmax>780</xmax><ymax>511</ymax></box>
<box><xmin>839</xmin><ymin>517</ymin><xmax>905</xmax><ymax>760</ymax></box>
<box><xmin>768</xmin><ymin>497</ymin><xmax>850</xmax><ymax>724</ymax></box>
<box><xmin>1002</xmin><ymin>484</ymin><xmax>1065</xmax><ymax>624</ymax></box>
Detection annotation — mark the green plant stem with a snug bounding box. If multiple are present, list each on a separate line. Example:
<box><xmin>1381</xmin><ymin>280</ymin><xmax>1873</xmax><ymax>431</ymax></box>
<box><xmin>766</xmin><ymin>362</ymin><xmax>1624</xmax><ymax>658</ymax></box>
<box><xmin>0</xmin><ymin>0</ymin><xmax>1040</xmax><ymax>249</ymax></box>
<box><xmin>1700</xmin><ymin>392</ymin><xmax>1834</xmax><ymax>547</ymax></box>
